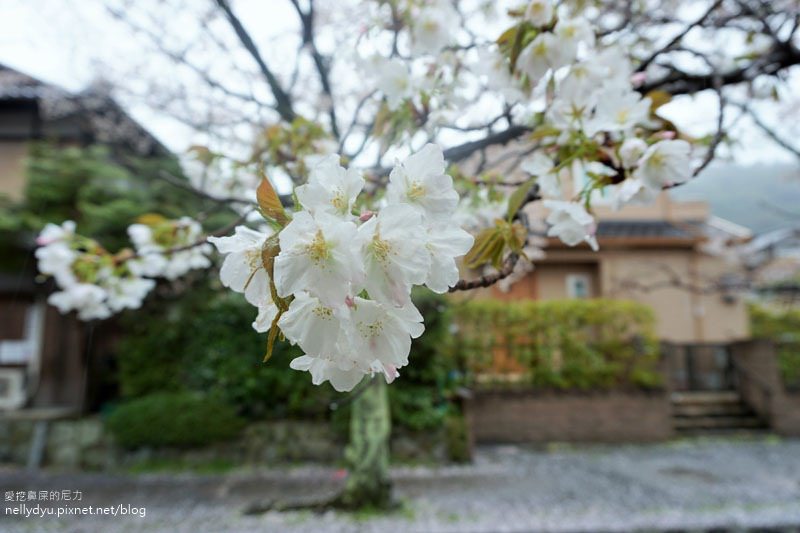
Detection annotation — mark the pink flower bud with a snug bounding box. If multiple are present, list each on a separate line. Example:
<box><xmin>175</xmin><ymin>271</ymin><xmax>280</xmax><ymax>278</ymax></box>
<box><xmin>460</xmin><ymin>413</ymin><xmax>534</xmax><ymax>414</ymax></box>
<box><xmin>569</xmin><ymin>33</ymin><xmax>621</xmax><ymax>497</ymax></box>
<box><xmin>359</xmin><ymin>210</ymin><xmax>374</xmax><ymax>222</ymax></box>
<box><xmin>345</xmin><ymin>295</ymin><xmax>356</xmax><ymax>308</ymax></box>
<box><xmin>656</xmin><ymin>131</ymin><xmax>676</xmax><ymax>140</ymax></box>
<box><xmin>630</xmin><ymin>72</ymin><xmax>647</xmax><ymax>87</ymax></box>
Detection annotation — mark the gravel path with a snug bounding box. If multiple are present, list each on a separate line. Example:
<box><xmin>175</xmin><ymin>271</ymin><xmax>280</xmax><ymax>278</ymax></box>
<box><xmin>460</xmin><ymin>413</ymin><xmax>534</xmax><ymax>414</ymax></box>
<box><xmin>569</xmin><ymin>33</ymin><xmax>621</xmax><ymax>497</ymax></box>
<box><xmin>2</xmin><ymin>437</ymin><xmax>800</xmax><ymax>532</ymax></box>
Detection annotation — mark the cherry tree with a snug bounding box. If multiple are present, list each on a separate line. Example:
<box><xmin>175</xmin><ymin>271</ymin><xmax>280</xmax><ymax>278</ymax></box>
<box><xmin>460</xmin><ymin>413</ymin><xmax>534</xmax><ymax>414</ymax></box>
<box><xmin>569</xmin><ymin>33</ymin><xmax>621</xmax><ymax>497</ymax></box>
<box><xmin>33</xmin><ymin>0</ymin><xmax>800</xmax><ymax>509</ymax></box>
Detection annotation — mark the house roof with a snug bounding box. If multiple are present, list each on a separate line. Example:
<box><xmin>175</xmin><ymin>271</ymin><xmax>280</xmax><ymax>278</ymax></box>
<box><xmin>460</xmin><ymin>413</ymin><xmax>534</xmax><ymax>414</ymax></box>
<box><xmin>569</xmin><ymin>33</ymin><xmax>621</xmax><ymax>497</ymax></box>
<box><xmin>0</xmin><ymin>63</ymin><xmax>169</xmax><ymax>157</ymax></box>
<box><xmin>0</xmin><ymin>64</ymin><xmax>68</xmax><ymax>101</ymax></box>
<box><xmin>595</xmin><ymin>220</ymin><xmax>697</xmax><ymax>240</ymax></box>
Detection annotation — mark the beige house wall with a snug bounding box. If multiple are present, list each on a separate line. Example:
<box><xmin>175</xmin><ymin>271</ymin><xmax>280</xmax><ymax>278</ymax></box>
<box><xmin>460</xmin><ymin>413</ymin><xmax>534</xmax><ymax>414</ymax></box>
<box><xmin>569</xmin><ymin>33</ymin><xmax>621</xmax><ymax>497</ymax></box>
<box><xmin>0</xmin><ymin>141</ymin><xmax>28</xmax><ymax>201</ymax></box>
<box><xmin>600</xmin><ymin>249</ymin><xmax>748</xmax><ymax>343</ymax></box>
<box><xmin>494</xmin><ymin>246</ymin><xmax>750</xmax><ymax>344</ymax></box>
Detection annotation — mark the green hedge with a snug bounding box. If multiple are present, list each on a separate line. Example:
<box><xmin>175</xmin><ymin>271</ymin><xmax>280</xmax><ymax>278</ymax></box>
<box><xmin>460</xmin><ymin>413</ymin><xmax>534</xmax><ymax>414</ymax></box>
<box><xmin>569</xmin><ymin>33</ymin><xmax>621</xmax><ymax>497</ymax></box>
<box><xmin>116</xmin><ymin>285</ymin><xmax>462</xmax><ymax>432</ymax></box>
<box><xmin>106</xmin><ymin>392</ymin><xmax>245</xmax><ymax>449</ymax></box>
<box><xmin>452</xmin><ymin>299</ymin><xmax>661</xmax><ymax>390</ymax></box>
<box><xmin>750</xmin><ymin>304</ymin><xmax>800</xmax><ymax>387</ymax></box>
<box><xmin>117</xmin><ymin>288</ymin><xmax>335</xmax><ymax>420</ymax></box>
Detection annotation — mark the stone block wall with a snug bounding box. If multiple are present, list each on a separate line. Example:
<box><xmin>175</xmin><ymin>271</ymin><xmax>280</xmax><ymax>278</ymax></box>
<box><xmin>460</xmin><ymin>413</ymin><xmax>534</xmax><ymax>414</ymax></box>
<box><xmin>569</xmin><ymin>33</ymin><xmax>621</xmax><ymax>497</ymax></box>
<box><xmin>731</xmin><ymin>339</ymin><xmax>800</xmax><ymax>437</ymax></box>
<box><xmin>464</xmin><ymin>389</ymin><xmax>673</xmax><ymax>443</ymax></box>
<box><xmin>0</xmin><ymin>418</ymin><xmax>450</xmax><ymax>470</ymax></box>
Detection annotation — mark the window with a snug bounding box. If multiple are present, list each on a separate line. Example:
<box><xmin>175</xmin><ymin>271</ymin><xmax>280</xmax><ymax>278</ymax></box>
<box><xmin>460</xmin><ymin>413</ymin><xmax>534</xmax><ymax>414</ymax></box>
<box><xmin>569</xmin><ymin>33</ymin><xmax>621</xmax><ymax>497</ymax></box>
<box><xmin>566</xmin><ymin>274</ymin><xmax>591</xmax><ymax>299</ymax></box>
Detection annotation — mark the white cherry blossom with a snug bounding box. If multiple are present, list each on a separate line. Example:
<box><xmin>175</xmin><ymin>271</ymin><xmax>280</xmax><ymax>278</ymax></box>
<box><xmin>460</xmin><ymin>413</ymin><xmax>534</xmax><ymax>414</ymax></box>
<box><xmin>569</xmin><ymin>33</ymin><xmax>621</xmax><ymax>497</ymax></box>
<box><xmin>289</xmin><ymin>355</ymin><xmax>365</xmax><ymax>392</ymax></box>
<box><xmin>48</xmin><ymin>283</ymin><xmax>110</xmax><ymax>321</ymax></box>
<box><xmin>543</xmin><ymin>200</ymin><xmax>599</xmax><ymax>250</ymax></box>
<box><xmin>411</xmin><ymin>0</ymin><xmax>458</xmax><ymax>54</ymax></box>
<box><xmin>424</xmin><ymin>224</ymin><xmax>474</xmax><ymax>293</ymax></box>
<box><xmin>516</xmin><ymin>32</ymin><xmax>561</xmax><ymax>82</ymax></box>
<box><xmin>611</xmin><ymin>178</ymin><xmax>658</xmax><ymax>210</ymax></box>
<box><xmin>208</xmin><ymin>225</ymin><xmax>272</xmax><ymax>306</ymax></box>
<box><xmin>367</xmin><ymin>56</ymin><xmax>413</xmax><ymax>110</ymax></box>
<box><xmin>105</xmin><ymin>276</ymin><xmax>155</xmax><ymax>312</ymax></box>
<box><xmin>634</xmin><ymin>139</ymin><xmax>692</xmax><ymax>189</ymax></box>
<box><xmin>35</xmin><ymin>241</ymin><xmax>77</xmax><ymax>288</ymax></box>
<box><xmin>588</xmin><ymin>88</ymin><xmax>651</xmax><ymax>135</ymax></box>
<box><xmin>348</xmin><ymin>297</ymin><xmax>424</xmax><ymax>370</ymax></box>
<box><xmin>524</xmin><ymin>0</ymin><xmax>554</xmax><ymax>26</ymax></box>
<box><xmin>35</xmin><ymin>220</ymin><xmax>75</xmax><ymax>246</ymax></box>
<box><xmin>252</xmin><ymin>301</ymin><xmax>279</xmax><ymax>333</ymax></box>
<box><xmin>521</xmin><ymin>151</ymin><xmax>561</xmax><ymax>198</ymax></box>
<box><xmin>357</xmin><ymin>204</ymin><xmax>430</xmax><ymax>305</ymax></box>
<box><xmin>278</xmin><ymin>291</ymin><xmax>347</xmax><ymax>357</ymax></box>
<box><xmin>274</xmin><ymin>211</ymin><xmax>364</xmax><ymax>306</ymax></box>
<box><xmin>619</xmin><ymin>138</ymin><xmax>648</xmax><ymax>168</ymax></box>
<box><xmin>386</xmin><ymin>144</ymin><xmax>458</xmax><ymax>220</ymax></box>
<box><xmin>295</xmin><ymin>154</ymin><xmax>364</xmax><ymax>219</ymax></box>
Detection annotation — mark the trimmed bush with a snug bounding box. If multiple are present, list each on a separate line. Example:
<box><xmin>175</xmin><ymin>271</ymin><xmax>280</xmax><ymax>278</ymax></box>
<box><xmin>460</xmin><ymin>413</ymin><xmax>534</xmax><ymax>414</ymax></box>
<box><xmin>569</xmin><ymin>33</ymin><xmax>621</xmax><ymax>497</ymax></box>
<box><xmin>106</xmin><ymin>392</ymin><xmax>245</xmax><ymax>449</ymax></box>
<box><xmin>452</xmin><ymin>298</ymin><xmax>661</xmax><ymax>390</ymax></box>
<box><xmin>750</xmin><ymin>304</ymin><xmax>800</xmax><ymax>387</ymax></box>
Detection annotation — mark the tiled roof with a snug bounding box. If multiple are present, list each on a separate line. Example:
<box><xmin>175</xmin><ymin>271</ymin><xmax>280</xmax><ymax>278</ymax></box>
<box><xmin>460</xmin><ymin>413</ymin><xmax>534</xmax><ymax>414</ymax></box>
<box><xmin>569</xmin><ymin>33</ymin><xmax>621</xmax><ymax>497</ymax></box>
<box><xmin>0</xmin><ymin>63</ymin><xmax>66</xmax><ymax>100</ymax></box>
<box><xmin>0</xmin><ymin>63</ymin><xmax>168</xmax><ymax>156</ymax></box>
<box><xmin>596</xmin><ymin>220</ymin><xmax>698</xmax><ymax>240</ymax></box>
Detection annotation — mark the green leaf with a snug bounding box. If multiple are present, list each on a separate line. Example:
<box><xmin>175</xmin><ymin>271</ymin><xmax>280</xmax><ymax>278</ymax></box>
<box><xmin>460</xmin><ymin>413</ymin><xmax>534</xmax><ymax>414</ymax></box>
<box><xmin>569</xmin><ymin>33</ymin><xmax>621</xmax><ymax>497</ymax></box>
<box><xmin>506</xmin><ymin>177</ymin><xmax>536</xmax><ymax>220</ymax></box>
<box><xmin>506</xmin><ymin>221</ymin><xmax>528</xmax><ymax>255</ymax></box>
<box><xmin>464</xmin><ymin>224</ymin><xmax>506</xmax><ymax>270</ymax></box>
<box><xmin>256</xmin><ymin>174</ymin><xmax>289</xmax><ymax>226</ymax></box>
<box><xmin>529</xmin><ymin>125</ymin><xmax>561</xmax><ymax>140</ymax></box>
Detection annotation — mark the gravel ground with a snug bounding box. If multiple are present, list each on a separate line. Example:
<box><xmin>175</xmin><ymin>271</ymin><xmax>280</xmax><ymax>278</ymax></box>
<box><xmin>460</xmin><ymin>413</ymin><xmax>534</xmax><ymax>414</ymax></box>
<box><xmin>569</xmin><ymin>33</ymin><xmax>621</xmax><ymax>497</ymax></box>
<box><xmin>2</xmin><ymin>437</ymin><xmax>800</xmax><ymax>532</ymax></box>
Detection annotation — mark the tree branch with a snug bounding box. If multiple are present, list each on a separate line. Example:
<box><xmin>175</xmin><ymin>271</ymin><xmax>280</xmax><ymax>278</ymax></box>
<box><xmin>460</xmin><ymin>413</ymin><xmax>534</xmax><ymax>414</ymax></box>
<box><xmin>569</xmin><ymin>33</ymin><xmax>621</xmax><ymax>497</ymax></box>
<box><xmin>215</xmin><ymin>0</ymin><xmax>296</xmax><ymax>123</ymax></box>
<box><xmin>290</xmin><ymin>0</ymin><xmax>340</xmax><ymax>139</ymax></box>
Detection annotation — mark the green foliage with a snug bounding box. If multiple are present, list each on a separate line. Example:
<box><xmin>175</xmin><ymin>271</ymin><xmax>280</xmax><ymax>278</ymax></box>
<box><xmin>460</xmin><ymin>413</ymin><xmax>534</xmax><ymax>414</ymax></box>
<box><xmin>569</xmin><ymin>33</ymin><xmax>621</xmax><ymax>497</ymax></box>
<box><xmin>117</xmin><ymin>286</ymin><xmax>335</xmax><ymax>420</ymax></box>
<box><xmin>105</xmin><ymin>392</ymin><xmax>245</xmax><ymax>449</ymax></box>
<box><xmin>0</xmin><ymin>142</ymin><xmax>220</xmax><ymax>263</ymax></box>
<box><xmin>388</xmin><ymin>289</ymin><xmax>462</xmax><ymax>431</ymax></box>
<box><xmin>452</xmin><ymin>299</ymin><xmax>662</xmax><ymax>390</ymax></box>
<box><xmin>750</xmin><ymin>304</ymin><xmax>800</xmax><ymax>387</ymax></box>
<box><xmin>444</xmin><ymin>414</ymin><xmax>471</xmax><ymax>463</ymax></box>
<box><xmin>118</xmin><ymin>285</ymin><xmax>461</xmax><ymax>432</ymax></box>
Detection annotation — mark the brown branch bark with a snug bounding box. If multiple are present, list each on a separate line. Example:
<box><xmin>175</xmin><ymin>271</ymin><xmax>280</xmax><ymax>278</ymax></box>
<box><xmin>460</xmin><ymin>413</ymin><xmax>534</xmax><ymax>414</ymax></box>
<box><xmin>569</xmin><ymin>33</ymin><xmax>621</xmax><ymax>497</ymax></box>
<box><xmin>215</xmin><ymin>0</ymin><xmax>296</xmax><ymax>123</ymax></box>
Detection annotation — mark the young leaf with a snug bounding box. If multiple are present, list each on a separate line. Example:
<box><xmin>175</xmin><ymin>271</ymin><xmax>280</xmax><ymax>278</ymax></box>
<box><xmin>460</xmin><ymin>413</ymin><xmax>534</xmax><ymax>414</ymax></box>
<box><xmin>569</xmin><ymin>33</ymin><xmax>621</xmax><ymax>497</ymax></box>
<box><xmin>261</xmin><ymin>234</ymin><xmax>290</xmax><ymax>312</ymax></box>
<box><xmin>135</xmin><ymin>213</ymin><xmax>168</xmax><ymax>226</ymax></box>
<box><xmin>257</xmin><ymin>174</ymin><xmax>289</xmax><ymax>226</ymax></box>
<box><xmin>645</xmin><ymin>90</ymin><xmax>672</xmax><ymax>111</ymax></box>
<box><xmin>464</xmin><ymin>224</ymin><xmax>506</xmax><ymax>269</ymax></box>
<box><xmin>506</xmin><ymin>177</ymin><xmax>536</xmax><ymax>220</ymax></box>
<box><xmin>264</xmin><ymin>309</ymin><xmax>283</xmax><ymax>363</ymax></box>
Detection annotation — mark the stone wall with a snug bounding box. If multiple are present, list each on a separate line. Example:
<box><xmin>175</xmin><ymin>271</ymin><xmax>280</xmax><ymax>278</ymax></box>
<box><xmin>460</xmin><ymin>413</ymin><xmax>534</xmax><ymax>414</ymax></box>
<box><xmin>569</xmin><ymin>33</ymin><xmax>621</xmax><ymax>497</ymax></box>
<box><xmin>464</xmin><ymin>389</ymin><xmax>673</xmax><ymax>443</ymax></box>
<box><xmin>0</xmin><ymin>418</ymin><xmax>450</xmax><ymax>470</ymax></box>
<box><xmin>731</xmin><ymin>339</ymin><xmax>800</xmax><ymax>437</ymax></box>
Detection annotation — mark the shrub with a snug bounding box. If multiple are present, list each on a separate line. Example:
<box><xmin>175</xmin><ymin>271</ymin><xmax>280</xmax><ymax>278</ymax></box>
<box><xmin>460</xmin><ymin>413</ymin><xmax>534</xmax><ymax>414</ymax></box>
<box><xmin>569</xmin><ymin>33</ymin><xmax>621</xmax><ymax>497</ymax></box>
<box><xmin>444</xmin><ymin>414</ymin><xmax>471</xmax><ymax>463</ymax></box>
<box><xmin>750</xmin><ymin>304</ymin><xmax>800</xmax><ymax>387</ymax></box>
<box><xmin>117</xmin><ymin>286</ymin><xmax>461</xmax><ymax>431</ymax></box>
<box><xmin>105</xmin><ymin>392</ymin><xmax>245</xmax><ymax>449</ymax></box>
<box><xmin>452</xmin><ymin>298</ymin><xmax>662</xmax><ymax>390</ymax></box>
<box><xmin>117</xmin><ymin>287</ymin><xmax>336</xmax><ymax>420</ymax></box>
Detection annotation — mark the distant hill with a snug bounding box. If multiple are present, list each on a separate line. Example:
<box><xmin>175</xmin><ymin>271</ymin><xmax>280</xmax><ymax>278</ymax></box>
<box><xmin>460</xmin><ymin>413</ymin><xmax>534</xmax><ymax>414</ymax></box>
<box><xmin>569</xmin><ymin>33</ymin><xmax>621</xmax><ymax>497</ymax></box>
<box><xmin>670</xmin><ymin>162</ymin><xmax>800</xmax><ymax>234</ymax></box>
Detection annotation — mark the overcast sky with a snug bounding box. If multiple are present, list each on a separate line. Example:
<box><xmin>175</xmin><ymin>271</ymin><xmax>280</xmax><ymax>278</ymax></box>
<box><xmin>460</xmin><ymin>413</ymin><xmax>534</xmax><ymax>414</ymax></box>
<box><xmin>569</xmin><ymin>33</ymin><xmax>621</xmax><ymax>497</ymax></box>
<box><xmin>1</xmin><ymin>0</ymin><xmax>799</xmax><ymax>169</ymax></box>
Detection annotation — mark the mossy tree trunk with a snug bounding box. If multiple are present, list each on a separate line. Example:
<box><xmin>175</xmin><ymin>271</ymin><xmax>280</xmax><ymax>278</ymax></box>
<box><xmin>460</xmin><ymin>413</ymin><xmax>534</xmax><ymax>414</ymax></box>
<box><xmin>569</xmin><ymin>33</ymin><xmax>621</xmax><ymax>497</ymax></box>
<box><xmin>335</xmin><ymin>377</ymin><xmax>392</xmax><ymax>509</ymax></box>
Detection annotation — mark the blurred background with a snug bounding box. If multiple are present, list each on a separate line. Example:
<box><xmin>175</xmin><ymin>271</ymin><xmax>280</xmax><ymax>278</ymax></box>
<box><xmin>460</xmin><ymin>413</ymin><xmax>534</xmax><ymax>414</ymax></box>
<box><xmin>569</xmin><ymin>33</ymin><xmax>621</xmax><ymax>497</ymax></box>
<box><xmin>1</xmin><ymin>1</ymin><xmax>799</xmax><ymax>532</ymax></box>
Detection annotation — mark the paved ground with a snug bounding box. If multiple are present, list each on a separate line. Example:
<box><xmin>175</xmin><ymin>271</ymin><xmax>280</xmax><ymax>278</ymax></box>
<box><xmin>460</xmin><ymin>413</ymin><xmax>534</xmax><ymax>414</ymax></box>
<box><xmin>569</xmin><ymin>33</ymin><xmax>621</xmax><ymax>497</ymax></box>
<box><xmin>2</xmin><ymin>437</ymin><xmax>800</xmax><ymax>532</ymax></box>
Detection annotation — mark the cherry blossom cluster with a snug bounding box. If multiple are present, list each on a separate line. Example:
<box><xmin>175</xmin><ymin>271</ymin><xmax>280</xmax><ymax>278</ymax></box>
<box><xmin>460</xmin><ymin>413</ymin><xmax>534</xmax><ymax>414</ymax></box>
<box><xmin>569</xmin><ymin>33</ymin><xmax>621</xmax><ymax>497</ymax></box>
<box><xmin>489</xmin><ymin>3</ymin><xmax>694</xmax><ymax>251</ymax></box>
<box><xmin>209</xmin><ymin>144</ymin><xmax>473</xmax><ymax>391</ymax></box>
<box><xmin>361</xmin><ymin>0</ymin><xmax>695</xmax><ymax>253</ymax></box>
<box><xmin>34</xmin><ymin>217</ymin><xmax>212</xmax><ymax>320</ymax></box>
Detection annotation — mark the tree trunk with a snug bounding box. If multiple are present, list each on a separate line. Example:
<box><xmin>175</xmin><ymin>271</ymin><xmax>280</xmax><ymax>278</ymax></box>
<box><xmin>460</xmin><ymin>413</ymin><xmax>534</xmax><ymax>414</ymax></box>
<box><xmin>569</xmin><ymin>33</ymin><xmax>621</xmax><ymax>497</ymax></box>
<box><xmin>336</xmin><ymin>377</ymin><xmax>392</xmax><ymax>509</ymax></box>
